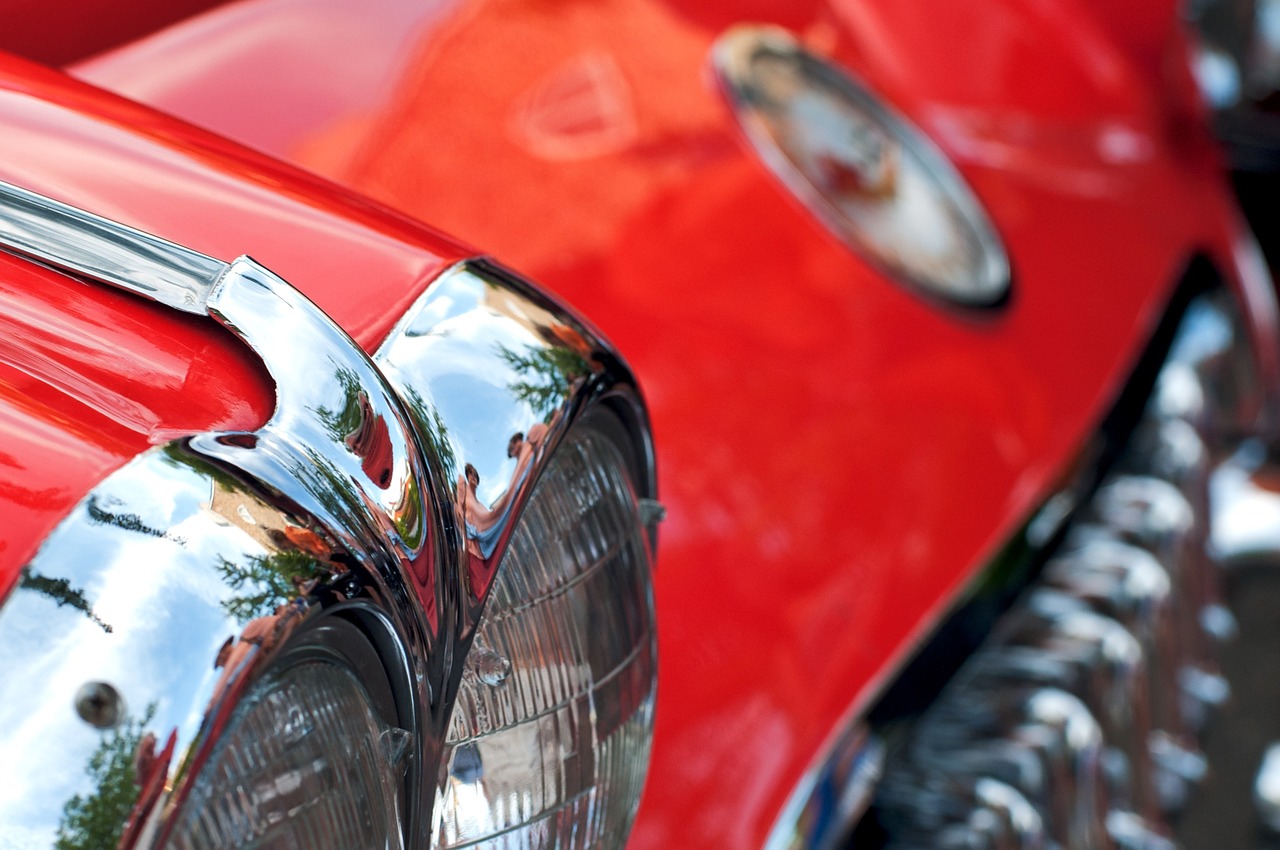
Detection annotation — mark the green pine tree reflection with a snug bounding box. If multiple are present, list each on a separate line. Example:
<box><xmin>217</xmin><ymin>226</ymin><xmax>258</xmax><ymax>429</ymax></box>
<box><xmin>84</xmin><ymin>496</ymin><xmax>167</xmax><ymax>539</ymax></box>
<box><xmin>496</xmin><ymin>343</ymin><xmax>590</xmax><ymax>422</ymax></box>
<box><xmin>215</xmin><ymin>549</ymin><xmax>327</xmax><ymax>625</ymax></box>
<box><xmin>400</xmin><ymin>384</ymin><xmax>459</xmax><ymax>484</ymax></box>
<box><xmin>19</xmin><ymin>571</ymin><xmax>112</xmax><ymax>633</ymax></box>
<box><xmin>55</xmin><ymin>705</ymin><xmax>155</xmax><ymax>850</ymax></box>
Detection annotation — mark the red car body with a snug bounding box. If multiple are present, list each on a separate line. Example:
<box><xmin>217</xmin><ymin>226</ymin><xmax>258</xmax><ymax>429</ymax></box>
<box><xmin>0</xmin><ymin>1</ymin><xmax>1275</xmax><ymax>848</ymax></box>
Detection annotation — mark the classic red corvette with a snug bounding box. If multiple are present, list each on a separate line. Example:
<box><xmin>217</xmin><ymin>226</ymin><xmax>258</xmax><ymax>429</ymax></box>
<box><xmin>0</xmin><ymin>2</ymin><xmax>1276</xmax><ymax>850</ymax></box>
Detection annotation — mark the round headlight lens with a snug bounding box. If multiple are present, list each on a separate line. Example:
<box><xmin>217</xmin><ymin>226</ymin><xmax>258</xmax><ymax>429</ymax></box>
<box><xmin>713</xmin><ymin>26</ymin><xmax>1010</xmax><ymax>306</ymax></box>
<box><xmin>166</xmin><ymin>660</ymin><xmax>407</xmax><ymax>850</ymax></box>
<box><xmin>433</xmin><ymin>422</ymin><xmax>658</xmax><ymax>849</ymax></box>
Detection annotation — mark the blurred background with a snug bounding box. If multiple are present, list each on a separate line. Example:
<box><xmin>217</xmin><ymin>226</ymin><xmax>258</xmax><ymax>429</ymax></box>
<box><xmin>1183</xmin><ymin>6</ymin><xmax>1280</xmax><ymax>844</ymax></box>
<box><xmin>1191</xmin><ymin>0</ymin><xmax>1280</xmax><ymax>265</ymax></box>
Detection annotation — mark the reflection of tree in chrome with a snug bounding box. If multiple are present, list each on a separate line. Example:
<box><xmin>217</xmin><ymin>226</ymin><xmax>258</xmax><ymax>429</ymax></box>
<box><xmin>312</xmin><ymin>366</ymin><xmax>366</xmax><ymax>445</ymax></box>
<box><xmin>496</xmin><ymin>343</ymin><xmax>590</xmax><ymax>422</ymax></box>
<box><xmin>400</xmin><ymin>383</ymin><xmax>459</xmax><ymax>484</ymax></box>
<box><xmin>215</xmin><ymin>550</ymin><xmax>327</xmax><ymax>625</ymax></box>
<box><xmin>85</xmin><ymin>496</ymin><xmax>176</xmax><ymax>542</ymax></box>
<box><xmin>55</xmin><ymin>704</ymin><xmax>155</xmax><ymax>850</ymax></box>
<box><xmin>18</xmin><ymin>571</ymin><xmax>112</xmax><ymax>633</ymax></box>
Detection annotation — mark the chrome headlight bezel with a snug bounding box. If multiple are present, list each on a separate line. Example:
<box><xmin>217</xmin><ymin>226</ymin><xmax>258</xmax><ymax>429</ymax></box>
<box><xmin>0</xmin><ymin>179</ymin><xmax>659</xmax><ymax>850</ymax></box>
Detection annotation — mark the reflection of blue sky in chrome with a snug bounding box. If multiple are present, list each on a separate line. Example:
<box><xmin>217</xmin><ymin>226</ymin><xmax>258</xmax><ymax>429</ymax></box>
<box><xmin>0</xmin><ymin>268</ymin><xmax>580</xmax><ymax>849</ymax></box>
<box><xmin>0</xmin><ymin>451</ymin><xmax>262</xmax><ymax>849</ymax></box>
<box><xmin>380</xmin><ymin>272</ymin><xmax>545</xmax><ymax>507</ymax></box>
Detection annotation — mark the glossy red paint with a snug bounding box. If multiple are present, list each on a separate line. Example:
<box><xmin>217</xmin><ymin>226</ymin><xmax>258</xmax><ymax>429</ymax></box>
<box><xmin>72</xmin><ymin>2</ymin><xmax>1277</xmax><ymax>847</ymax></box>
<box><xmin>0</xmin><ymin>54</ymin><xmax>471</xmax><ymax>598</ymax></box>
<box><xmin>0</xmin><ymin>0</ymin><xmax>231</xmax><ymax>65</ymax></box>
<box><xmin>28</xmin><ymin>1</ymin><xmax>1280</xmax><ymax>848</ymax></box>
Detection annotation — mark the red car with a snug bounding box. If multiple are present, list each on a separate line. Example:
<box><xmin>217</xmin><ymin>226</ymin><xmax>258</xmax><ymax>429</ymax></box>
<box><xmin>0</xmin><ymin>2</ymin><xmax>1276</xmax><ymax>849</ymax></box>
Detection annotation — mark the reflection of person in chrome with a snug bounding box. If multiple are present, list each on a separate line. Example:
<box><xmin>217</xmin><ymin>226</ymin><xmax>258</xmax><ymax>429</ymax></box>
<box><xmin>206</xmin><ymin>604</ymin><xmax>303</xmax><ymax>713</ymax></box>
<box><xmin>344</xmin><ymin>389</ymin><xmax>394</xmax><ymax>488</ymax></box>
<box><xmin>118</xmin><ymin>727</ymin><xmax>178</xmax><ymax>850</ymax></box>
<box><xmin>455</xmin><ymin>422</ymin><xmax>552</xmax><ymax>596</ymax></box>
<box><xmin>457</xmin><ymin>463</ymin><xmax>500</xmax><ymax>560</ymax></box>
<box><xmin>492</xmin><ymin>423</ymin><xmax>547</xmax><ymax>511</ymax></box>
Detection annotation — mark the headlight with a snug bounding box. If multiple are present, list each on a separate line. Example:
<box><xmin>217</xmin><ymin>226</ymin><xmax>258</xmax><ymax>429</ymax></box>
<box><xmin>0</xmin><ymin>180</ymin><xmax>658</xmax><ymax>850</ymax></box>
<box><xmin>712</xmin><ymin>26</ymin><xmax>1010</xmax><ymax>307</ymax></box>
<box><xmin>161</xmin><ymin>417</ymin><xmax>658</xmax><ymax>850</ymax></box>
<box><xmin>168</xmin><ymin>655</ymin><xmax>409</xmax><ymax>850</ymax></box>
<box><xmin>159</xmin><ymin>414</ymin><xmax>658</xmax><ymax>850</ymax></box>
<box><xmin>434</xmin><ymin>420</ymin><xmax>657</xmax><ymax>848</ymax></box>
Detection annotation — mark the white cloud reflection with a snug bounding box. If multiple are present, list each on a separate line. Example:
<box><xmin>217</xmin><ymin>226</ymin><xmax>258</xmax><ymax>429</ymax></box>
<box><xmin>0</xmin><ymin>450</ymin><xmax>263</xmax><ymax>848</ymax></box>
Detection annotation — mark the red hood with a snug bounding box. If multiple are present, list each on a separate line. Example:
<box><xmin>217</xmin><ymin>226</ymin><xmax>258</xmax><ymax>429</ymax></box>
<box><xmin>2</xmin><ymin>1</ymin><xmax>1272</xmax><ymax>847</ymax></box>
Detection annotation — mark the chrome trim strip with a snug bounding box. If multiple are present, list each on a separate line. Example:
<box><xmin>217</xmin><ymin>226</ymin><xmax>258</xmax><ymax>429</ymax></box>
<box><xmin>0</xmin><ymin>182</ymin><xmax>650</xmax><ymax>850</ymax></box>
<box><xmin>763</xmin><ymin>725</ymin><xmax>884</xmax><ymax>850</ymax></box>
<box><xmin>0</xmin><ymin>179</ymin><xmax>227</xmax><ymax>313</ymax></box>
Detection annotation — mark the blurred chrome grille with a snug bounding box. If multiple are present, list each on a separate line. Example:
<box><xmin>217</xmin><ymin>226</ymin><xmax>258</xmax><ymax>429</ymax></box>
<box><xmin>870</xmin><ymin>288</ymin><xmax>1258</xmax><ymax>850</ymax></box>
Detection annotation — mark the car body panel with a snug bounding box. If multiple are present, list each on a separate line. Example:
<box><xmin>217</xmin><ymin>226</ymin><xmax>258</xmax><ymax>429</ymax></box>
<box><xmin>0</xmin><ymin>1</ymin><xmax>1270</xmax><ymax>848</ymax></box>
<box><xmin>0</xmin><ymin>0</ymin><xmax>232</xmax><ymax>65</ymax></box>
<box><xmin>0</xmin><ymin>55</ymin><xmax>471</xmax><ymax>597</ymax></box>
